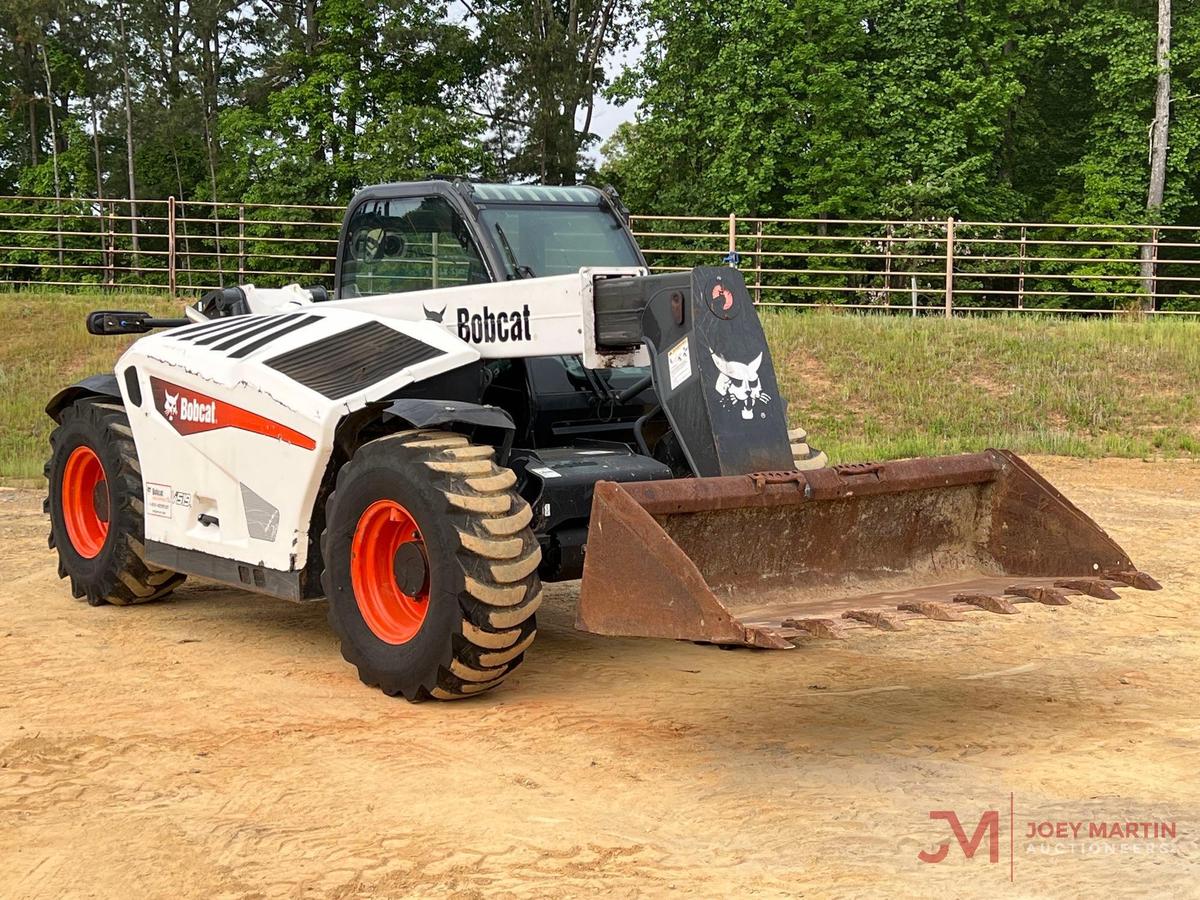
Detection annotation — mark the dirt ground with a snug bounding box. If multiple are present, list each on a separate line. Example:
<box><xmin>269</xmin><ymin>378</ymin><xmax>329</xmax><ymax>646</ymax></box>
<box><xmin>1</xmin><ymin>457</ymin><xmax>1198</xmax><ymax>898</ymax></box>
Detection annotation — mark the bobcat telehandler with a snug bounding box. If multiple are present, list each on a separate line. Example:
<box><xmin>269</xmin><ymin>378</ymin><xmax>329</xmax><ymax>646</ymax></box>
<box><xmin>46</xmin><ymin>181</ymin><xmax>1160</xmax><ymax>700</ymax></box>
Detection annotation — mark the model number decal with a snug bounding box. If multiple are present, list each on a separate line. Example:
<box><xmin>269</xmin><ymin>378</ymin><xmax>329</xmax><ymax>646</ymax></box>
<box><xmin>146</xmin><ymin>483</ymin><xmax>172</xmax><ymax>518</ymax></box>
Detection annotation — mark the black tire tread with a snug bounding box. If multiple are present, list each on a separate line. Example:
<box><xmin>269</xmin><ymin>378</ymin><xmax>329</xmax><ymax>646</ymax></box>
<box><xmin>320</xmin><ymin>430</ymin><xmax>541</xmax><ymax>700</ymax></box>
<box><xmin>47</xmin><ymin>400</ymin><xmax>186</xmax><ymax>606</ymax></box>
<box><xmin>788</xmin><ymin>426</ymin><xmax>829</xmax><ymax>471</ymax></box>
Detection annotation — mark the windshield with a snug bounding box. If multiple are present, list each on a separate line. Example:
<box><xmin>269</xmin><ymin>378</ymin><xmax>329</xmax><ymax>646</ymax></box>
<box><xmin>477</xmin><ymin>204</ymin><xmax>643</xmax><ymax>278</ymax></box>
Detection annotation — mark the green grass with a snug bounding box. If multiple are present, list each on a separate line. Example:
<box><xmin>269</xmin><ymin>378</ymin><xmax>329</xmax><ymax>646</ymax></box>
<box><xmin>2</xmin><ymin>292</ymin><xmax>1198</xmax><ymax>479</ymax></box>
<box><xmin>0</xmin><ymin>292</ymin><xmax>183</xmax><ymax>480</ymax></box>
<box><xmin>764</xmin><ymin>310</ymin><xmax>1200</xmax><ymax>463</ymax></box>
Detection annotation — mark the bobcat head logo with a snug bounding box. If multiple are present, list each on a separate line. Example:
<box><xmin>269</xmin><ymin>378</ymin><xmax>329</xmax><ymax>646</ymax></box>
<box><xmin>423</xmin><ymin>304</ymin><xmax>446</xmax><ymax>323</ymax></box>
<box><xmin>711</xmin><ymin>283</ymin><xmax>735</xmax><ymax>311</ymax></box>
<box><xmin>711</xmin><ymin>351</ymin><xmax>770</xmax><ymax>420</ymax></box>
<box><xmin>163</xmin><ymin>391</ymin><xmax>179</xmax><ymax>420</ymax></box>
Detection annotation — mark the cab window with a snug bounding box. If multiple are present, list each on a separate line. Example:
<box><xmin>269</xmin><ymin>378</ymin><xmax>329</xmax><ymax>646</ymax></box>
<box><xmin>340</xmin><ymin>195</ymin><xmax>490</xmax><ymax>297</ymax></box>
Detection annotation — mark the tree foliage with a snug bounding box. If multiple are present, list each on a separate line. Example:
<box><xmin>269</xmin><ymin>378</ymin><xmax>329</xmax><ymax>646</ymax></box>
<box><xmin>603</xmin><ymin>0</ymin><xmax>1200</xmax><ymax>226</ymax></box>
<box><xmin>0</xmin><ymin>0</ymin><xmax>634</xmax><ymax>206</ymax></box>
<box><xmin>470</xmin><ymin>0</ymin><xmax>637</xmax><ymax>184</ymax></box>
<box><xmin>0</xmin><ymin>0</ymin><xmax>1196</xmax><ymax>229</ymax></box>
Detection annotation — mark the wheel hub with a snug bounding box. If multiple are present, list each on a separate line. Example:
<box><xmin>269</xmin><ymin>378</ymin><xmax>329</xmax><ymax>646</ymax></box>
<box><xmin>350</xmin><ymin>499</ymin><xmax>430</xmax><ymax>644</ymax></box>
<box><xmin>62</xmin><ymin>445</ymin><xmax>109</xmax><ymax>559</ymax></box>
<box><xmin>392</xmin><ymin>541</ymin><xmax>429</xmax><ymax>597</ymax></box>
<box><xmin>92</xmin><ymin>480</ymin><xmax>110</xmax><ymax>523</ymax></box>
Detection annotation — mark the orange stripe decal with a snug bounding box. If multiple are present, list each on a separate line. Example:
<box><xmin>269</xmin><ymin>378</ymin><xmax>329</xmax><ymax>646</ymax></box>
<box><xmin>149</xmin><ymin>376</ymin><xmax>316</xmax><ymax>450</ymax></box>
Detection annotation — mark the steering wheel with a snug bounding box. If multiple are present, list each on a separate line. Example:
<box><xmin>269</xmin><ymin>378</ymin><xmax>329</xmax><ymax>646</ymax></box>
<box><xmin>352</xmin><ymin>231</ymin><xmax>380</xmax><ymax>260</ymax></box>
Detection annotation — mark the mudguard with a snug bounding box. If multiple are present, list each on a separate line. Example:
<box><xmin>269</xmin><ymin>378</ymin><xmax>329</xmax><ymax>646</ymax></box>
<box><xmin>378</xmin><ymin>398</ymin><xmax>515</xmax><ymax>460</ymax></box>
<box><xmin>380</xmin><ymin>398</ymin><xmax>513</xmax><ymax>434</ymax></box>
<box><xmin>46</xmin><ymin>373</ymin><xmax>122</xmax><ymax>421</ymax></box>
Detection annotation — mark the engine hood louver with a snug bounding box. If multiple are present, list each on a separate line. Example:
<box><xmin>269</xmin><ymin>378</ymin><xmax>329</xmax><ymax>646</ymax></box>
<box><xmin>265</xmin><ymin>321</ymin><xmax>443</xmax><ymax>399</ymax></box>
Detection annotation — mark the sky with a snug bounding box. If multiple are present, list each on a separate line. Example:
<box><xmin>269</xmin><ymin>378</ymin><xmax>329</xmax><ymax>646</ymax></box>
<box><xmin>587</xmin><ymin>93</ymin><xmax>639</xmax><ymax>165</ymax></box>
<box><xmin>582</xmin><ymin>37</ymin><xmax>645</xmax><ymax>166</ymax></box>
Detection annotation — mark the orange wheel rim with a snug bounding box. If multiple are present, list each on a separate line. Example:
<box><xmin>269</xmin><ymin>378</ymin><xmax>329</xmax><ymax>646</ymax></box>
<box><xmin>62</xmin><ymin>445</ymin><xmax>109</xmax><ymax>558</ymax></box>
<box><xmin>350</xmin><ymin>499</ymin><xmax>430</xmax><ymax>644</ymax></box>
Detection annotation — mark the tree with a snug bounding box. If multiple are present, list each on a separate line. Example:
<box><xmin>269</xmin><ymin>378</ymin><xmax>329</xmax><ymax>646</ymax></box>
<box><xmin>470</xmin><ymin>0</ymin><xmax>636</xmax><ymax>184</ymax></box>
<box><xmin>602</xmin><ymin>0</ymin><xmax>878</xmax><ymax>215</ymax></box>
<box><xmin>116</xmin><ymin>0</ymin><xmax>139</xmax><ymax>259</ymax></box>
<box><xmin>604</xmin><ymin>0</ymin><xmax>1200</xmax><ymax>234</ymax></box>
<box><xmin>216</xmin><ymin>0</ymin><xmax>487</xmax><ymax>203</ymax></box>
<box><xmin>1141</xmin><ymin>0</ymin><xmax>1171</xmax><ymax>307</ymax></box>
<box><xmin>604</xmin><ymin>0</ymin><xmax>1082</xmax><ymax>222</ymax></box>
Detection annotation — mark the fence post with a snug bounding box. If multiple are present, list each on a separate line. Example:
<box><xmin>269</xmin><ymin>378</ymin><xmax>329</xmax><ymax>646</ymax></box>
<box><xmin>754</xmin><ymin>219</ymin><xmax>763</xmax><ymax>304</ymax></box>
<box><xmin>238</xmin><ymin>205</ymin><xmax>246</xmax><ymax>282</ymax></box>
<box><xmin>883</xmin><ymin>223</ymin><xmax>893</xmax><ymax>307</ymax></box>
<box><xmin>97</xmin><ymin>202</ymin><xmax>107</xmax><ymax>287</ymax></box>
<box><xmin>168</xmin><ymin>195</ymin><xmax>177</xmax><ymax>299</ymax></box>
<box><xmin>944</xmin><ymin>217</ymin><xmax>955</xmax><ymax>318</ymax></box>
<box><xmin>55</xmin><ymin>196</ymin><xmax>64</xmax><ymax>274</ymax></box>
<box><xmin>1017</xmin><ymin>225</ymin><xmax>1027</xmax><ymax>309</ymax></box>
<box><xmin>106</xmin><ymin>200</ymin><xmax>115</xmax><ymax>286</ymax></box>
<box><xmin>727</xmin><ymin>212</ymin><xmax>737</xmax><ymax>266</ymax></box>
<box><xmin>1150</xmin><ymin>227</ymin><xmax>1160</xmax><ymax>310</ymax></box>
<box><xmin>212</xmin><ymin>200</ymin><xmax>224</xmax><ymax>288</ymax></box>
<box><xmin>178</xmin><ymin>199</ymin><xmax>193</xmax><ymax>289</ymax></box>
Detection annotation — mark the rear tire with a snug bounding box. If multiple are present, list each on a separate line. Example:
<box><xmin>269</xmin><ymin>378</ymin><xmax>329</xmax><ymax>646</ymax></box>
<box><xmin>789</xmin><ymin>426</ymin><xmax>828</xmax><ymax>470</ymax></box>
<box><xmin>321</xmin><ymin>430</ymin><xmax>541</xmax><ymax>701</ymax></box>
<box><xmin>46</xmin><ymin>400</ymin><xmax>186</xmax><ymax>606</ymax></box>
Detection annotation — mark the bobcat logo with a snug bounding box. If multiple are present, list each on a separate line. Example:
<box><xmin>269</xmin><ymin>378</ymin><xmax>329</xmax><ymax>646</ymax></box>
<box><xmin>163</xmin><ymin>391</ymin><xmax>179</xmax><ymax>421</ymax></box>
<box><xmin>712</xmin><ymin>283</ymin><xmax>735</xmax><ymax>311</ymax></box>
<box><xmin>423</xmin><ymin>304</ymin><xmax>446</xmax><ymax>323</ymax></box>
<box><xmin>711</xmin><ymin>351</ymin><xmax>771</xmax><ymax>420</ymax></box>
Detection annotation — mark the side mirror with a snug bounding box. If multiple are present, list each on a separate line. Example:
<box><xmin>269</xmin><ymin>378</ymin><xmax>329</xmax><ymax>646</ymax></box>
<box><xmin>87</xmin><ymin>310</ymin><xmax>154</xmax><ymax>335</ymax></box>
<box><xmin>86</xmin><ymin>310</ymin><xmax>189</xmax><ymax>335</ymax></box>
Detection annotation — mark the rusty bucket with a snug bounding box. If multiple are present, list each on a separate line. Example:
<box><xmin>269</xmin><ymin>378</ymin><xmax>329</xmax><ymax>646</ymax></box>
<box><xmin>576</xmin><ymin>450</ymin><xmax>1159</xmax><ymax>646</ymax></box>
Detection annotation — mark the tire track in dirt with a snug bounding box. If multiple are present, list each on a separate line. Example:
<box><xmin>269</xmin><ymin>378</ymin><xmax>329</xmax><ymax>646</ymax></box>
<box><xmin>2</xmin><ymin>458</ymin><xmax>1199</xmax><ymax>897</ymax></box>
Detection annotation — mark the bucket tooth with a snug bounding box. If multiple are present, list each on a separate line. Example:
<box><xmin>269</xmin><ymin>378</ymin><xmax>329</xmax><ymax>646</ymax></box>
<box><xmin>842</xmin><ymin>609</ymin><xmax>908</xmax><ymax>631</ymax></box>
<box><xmin>897</xmin><ymin>601</ymin><xmax>964</xmax><ymax>622</ymax></box>
<box><xmin>1055</xmin><ymin>578</ymin><xmax>1120</xmax><ymax>600</ymax></box>
<box><xmin>782</xmin><ymin>618</ymin><xmax>846</xmax><ymax>640</ymax></box>
<box><xmin>1103</xmin><ymin>570</ymin><xmax>1162</xmax><ymax>591</ymax></box>
<box><xmin>1006</xmin><ymin>585</ymin><xmax>1072</xmax><ymax>606</ymax></box>
<box><xmin>953</xmin><ymin>593</ymin><xmax>1019</xmax><ymax>615</ymax></box>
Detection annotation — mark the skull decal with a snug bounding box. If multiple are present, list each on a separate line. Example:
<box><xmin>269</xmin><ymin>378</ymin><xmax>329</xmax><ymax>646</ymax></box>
<box><xmin>710</xmin><ymin>351</ymin><xmax>771</xmax><ymax>420</ymax></box>
<box><xmin>163</xmin><ymin>391</ymin><xmax>179</xmax><ymax>421</ymax></box>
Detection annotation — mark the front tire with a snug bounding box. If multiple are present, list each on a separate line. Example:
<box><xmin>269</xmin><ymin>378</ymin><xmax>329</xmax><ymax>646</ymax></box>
<box><xmin>321</xmin><ymin>430</ymin><xmax>541</xmax><ymax>701</ymax></box>
<box><xmin>46</xmin><ymin>400</ymin><xmax>186</xmax><ymax>605</ymax></box>
<box><xmin>789</xmin><ymin>426</ymin><xmax>828</xmax><ymax>470</ymax></box>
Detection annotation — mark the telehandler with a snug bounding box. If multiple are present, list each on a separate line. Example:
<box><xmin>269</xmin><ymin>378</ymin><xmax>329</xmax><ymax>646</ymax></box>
<box><xmin>46</xmin><ymin>181</ymin><xmax>1159</xmax><ymax>699</ymax></box>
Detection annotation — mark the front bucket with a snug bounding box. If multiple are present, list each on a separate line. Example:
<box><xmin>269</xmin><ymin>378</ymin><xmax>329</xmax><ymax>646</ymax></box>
<box><xmin>576</xmin><ymin>450</ymin><xmax>1160</xmax><ymax>647</ymax></box>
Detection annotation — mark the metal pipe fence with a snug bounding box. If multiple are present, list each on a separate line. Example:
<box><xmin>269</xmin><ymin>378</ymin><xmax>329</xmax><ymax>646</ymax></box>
<box><xmin>3</xmin><ymin>194</ymin><xmax>1199</xmax><ymax>315</ymax></box>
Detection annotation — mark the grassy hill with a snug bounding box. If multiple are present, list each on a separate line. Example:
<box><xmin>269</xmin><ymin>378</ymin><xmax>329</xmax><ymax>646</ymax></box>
<box><xmin>763</xmin><ymin>310</ymin><xmax>1200</xmax><ymax>462</ymax></box>
<box><xmin>2</xmin><ymin>291</ymin><xmax>1197</xmax><ymax>480</ymax></box>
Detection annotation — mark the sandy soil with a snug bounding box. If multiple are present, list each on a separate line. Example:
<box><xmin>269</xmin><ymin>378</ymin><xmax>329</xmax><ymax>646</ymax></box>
<box><xmin>1</xmin><ymin>457</ymin><xmax>1198</xmax><ymax>898</ymax></box>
